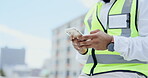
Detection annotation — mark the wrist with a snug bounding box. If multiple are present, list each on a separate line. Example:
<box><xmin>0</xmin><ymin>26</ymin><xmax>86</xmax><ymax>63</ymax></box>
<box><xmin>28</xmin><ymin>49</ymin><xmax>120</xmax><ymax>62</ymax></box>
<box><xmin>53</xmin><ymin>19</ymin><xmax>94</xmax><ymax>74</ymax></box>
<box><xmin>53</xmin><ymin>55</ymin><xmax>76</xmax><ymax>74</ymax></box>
<box><xmin>111</xmin><ymin>36</ymin><xmax>114</xmax><ymax>43</ymax></box>
<box><xmin>107</xmin><ymin>36</ymin><xmax>114</xmax><ymax>52</ymax></box>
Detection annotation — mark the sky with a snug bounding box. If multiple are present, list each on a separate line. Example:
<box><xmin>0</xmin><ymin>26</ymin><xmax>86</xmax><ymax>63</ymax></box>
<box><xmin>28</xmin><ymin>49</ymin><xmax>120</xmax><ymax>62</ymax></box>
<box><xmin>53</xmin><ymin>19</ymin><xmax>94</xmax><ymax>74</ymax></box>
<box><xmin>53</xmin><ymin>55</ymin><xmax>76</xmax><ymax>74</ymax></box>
<box><xmin>0</xmin><ymin>0</ymin><xmax>97</xmax><ymax>68</ymax></box>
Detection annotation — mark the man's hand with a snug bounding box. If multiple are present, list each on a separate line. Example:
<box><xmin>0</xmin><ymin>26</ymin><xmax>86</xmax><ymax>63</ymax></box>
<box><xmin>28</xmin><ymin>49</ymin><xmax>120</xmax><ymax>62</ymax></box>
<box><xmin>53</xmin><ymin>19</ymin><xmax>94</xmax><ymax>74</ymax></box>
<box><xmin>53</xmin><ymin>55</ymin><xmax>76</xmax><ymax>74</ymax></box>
<box><xmin>78</xmin><ymin>29</ymin><xmax>113</xmax><ymax>50</ymax></box>
<box><xmin>70</xmin><ymin>35</ymin><xmax>87</xmax><ymax>54</ymax></box>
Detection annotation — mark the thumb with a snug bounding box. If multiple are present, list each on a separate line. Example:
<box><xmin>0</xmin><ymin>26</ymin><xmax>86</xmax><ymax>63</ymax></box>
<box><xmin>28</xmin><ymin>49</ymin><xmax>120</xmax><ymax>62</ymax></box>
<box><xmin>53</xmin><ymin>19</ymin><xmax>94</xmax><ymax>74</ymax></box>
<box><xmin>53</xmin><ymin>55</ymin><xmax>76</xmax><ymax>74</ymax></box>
<box><xmin>90</xmin><ymin>29</ymin><xmax>100</xmax><ymax>34</ymax></box>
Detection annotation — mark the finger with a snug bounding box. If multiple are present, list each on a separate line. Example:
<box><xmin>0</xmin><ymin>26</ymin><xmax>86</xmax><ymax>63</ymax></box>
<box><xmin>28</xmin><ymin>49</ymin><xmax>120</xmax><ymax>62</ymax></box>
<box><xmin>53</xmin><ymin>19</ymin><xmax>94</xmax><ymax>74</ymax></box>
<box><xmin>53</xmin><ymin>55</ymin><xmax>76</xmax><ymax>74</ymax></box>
<box><xmin>81</xmin><ymin>45</ymin><xmax>93</xmax><ymax>49</ymax></box>
<box><xmin>90</xmin><ymin>29</ymin><xmax>100</xmax><ymax>34</ymax></box>
<box><xmin>74</xmin><ymin>45</ymin><xmax>81</xmax><ymax>50</ymax></box>
<box><xmin>79</xmin><ymin>40</ymin><xmax>92</xmax><ymax>46</ymax></box>
<box><xmin>72</xmin><ymin>38</ymin><xmax>77</xmax><ymax>43</ymax></box>
<box><xmin>70</xmin><ymin>35</ymin><xmax>78</xmax><ymax>41</ymax></box>
<box><xmin>72</xmin><ymin>39</ymin><xmax>80</xmax><ymax>46</ymax></box>
<box><xmin>80</xmin><ymin>34</ymin><xmax>97</xmax><ymax>40</ymax></box>
<box><xmin>70</xmin><ymin>35</ymin><xmax>73</xmax><ymax>41</ymax></box>
<box><xmin>77</xmin><ymin>35</ymin><xmax>82</xmax><ymax>39</ymax></box>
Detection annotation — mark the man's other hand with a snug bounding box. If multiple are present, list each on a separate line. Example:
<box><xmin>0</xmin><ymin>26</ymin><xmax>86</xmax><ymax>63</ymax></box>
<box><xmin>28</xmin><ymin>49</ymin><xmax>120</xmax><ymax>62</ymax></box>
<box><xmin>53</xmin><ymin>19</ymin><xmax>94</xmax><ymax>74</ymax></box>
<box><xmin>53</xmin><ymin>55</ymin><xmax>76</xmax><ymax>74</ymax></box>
<box><xmin>78</xmin><ymin>29</ymin><xmax>113</xmax><ymax>50</ymax></box>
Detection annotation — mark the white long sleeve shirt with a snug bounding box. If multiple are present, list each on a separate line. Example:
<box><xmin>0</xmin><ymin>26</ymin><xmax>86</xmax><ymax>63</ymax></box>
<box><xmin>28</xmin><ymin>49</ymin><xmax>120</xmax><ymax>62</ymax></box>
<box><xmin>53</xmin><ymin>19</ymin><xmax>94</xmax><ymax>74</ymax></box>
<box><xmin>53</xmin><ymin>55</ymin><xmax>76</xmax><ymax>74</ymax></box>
<box><xmin>76</xmin><ymin>0</ymin><xmax>148</xmax><ymax>64</ymax></box>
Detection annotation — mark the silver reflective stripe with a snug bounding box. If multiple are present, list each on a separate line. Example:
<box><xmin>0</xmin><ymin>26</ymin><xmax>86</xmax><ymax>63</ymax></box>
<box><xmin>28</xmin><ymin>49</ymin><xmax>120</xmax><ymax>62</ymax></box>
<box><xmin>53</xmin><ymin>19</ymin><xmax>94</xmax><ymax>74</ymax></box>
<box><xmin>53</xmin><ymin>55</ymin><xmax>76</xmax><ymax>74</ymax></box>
<box><xmin>88</xmin><ymin>18</ymin><xmax>92</xmax><ymax>29</ymax></box>
<box><xmin>121</xmin><ymin>0</ymin><xmax>133</xmax><ymax>37</ymax></box>
<box><xmin>87</xmin><ymin>7</ymin><xmax>95</xmax><ymax>29</ymax></box>
<box><xmin>121</xmin><ymin>29</ymin><xmax>131</xmax><ymax>37</ymax></box>
<box><xmin>122</xmin><ymin>0</ymin><xmax>133</xmax><ymax>13</ymax></box>
<box><xmin>87</xmin><ymin>54</ymin><xmax>147</xmax><ymax>64</ymax></box>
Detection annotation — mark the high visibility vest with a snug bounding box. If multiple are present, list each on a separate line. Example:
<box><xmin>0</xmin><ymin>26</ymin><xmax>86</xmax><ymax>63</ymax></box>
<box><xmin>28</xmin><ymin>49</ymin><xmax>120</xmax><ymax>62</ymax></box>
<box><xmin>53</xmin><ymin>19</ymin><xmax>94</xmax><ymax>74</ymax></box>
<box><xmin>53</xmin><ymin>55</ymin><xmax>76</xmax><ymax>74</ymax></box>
<box><xmin>83</xmin><ymin>0</ymin><xmax>148</xmax><ymax>77</ymax></box>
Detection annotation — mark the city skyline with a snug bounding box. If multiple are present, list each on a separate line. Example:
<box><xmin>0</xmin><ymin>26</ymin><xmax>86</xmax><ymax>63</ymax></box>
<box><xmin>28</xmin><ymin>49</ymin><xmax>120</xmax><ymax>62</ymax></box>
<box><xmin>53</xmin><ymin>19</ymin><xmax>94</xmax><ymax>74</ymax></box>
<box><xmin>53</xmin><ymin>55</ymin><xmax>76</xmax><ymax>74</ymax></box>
<box><xmin>0</xmin><ymin>0</ymin><xmax>97</xmax><ymax>68</ymax></box>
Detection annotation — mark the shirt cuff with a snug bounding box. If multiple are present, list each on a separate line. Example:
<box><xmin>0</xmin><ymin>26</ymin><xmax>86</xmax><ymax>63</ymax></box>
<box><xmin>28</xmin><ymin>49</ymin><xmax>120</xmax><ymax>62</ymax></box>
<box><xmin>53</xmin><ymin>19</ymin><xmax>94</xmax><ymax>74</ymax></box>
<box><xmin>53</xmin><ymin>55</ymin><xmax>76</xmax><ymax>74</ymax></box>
<box><xmin>113</xmin><ymin>36</ymin><xmax>129</xmax><ymax>54</ymax></box>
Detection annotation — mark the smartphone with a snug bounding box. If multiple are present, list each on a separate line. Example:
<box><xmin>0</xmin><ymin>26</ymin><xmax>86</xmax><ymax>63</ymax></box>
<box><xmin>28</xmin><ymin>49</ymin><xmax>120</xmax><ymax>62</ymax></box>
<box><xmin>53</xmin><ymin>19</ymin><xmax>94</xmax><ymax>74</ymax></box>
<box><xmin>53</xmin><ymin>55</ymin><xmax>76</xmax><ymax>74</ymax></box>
<box><xmin>65</xmin><ymin>27</ymin><xmax>83</xmax><ymax>37</ymax></box>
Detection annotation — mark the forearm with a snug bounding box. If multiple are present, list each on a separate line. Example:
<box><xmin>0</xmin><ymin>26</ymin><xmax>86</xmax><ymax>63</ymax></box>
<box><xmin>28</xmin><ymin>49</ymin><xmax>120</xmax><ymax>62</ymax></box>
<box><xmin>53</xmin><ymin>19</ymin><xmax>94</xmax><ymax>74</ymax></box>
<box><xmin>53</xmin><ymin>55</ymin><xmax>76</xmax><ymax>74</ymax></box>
<box><xmin>114</xmin><ymin>36</ymin><xmax>148</xmax><ymax>62</ymax></box>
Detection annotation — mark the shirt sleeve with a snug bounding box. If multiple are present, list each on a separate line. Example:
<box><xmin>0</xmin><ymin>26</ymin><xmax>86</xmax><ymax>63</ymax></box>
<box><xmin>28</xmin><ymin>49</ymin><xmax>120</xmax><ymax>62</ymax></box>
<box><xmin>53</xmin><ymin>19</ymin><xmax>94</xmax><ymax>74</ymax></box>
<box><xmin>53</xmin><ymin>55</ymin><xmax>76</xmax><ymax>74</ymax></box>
<box><xmin>75</xmin><ymin>28</ymin><xmax>89</xmax><ymax>64</ymax></box>
<box><xmin>76</xmin><ymin>51</ymin><xmax>89</xmax><ymax>64</ymax></box>
<box><xmin>114</xmin><ymin>0</ymin><xmax>148</xmax><ymax>62</ymax></box>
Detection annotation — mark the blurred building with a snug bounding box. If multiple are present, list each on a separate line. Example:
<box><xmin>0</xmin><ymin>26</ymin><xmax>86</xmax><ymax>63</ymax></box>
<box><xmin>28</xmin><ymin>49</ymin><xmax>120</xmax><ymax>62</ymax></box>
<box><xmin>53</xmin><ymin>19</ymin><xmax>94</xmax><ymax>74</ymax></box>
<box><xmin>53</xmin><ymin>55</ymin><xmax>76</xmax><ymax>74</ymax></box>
<box><xmin>0</xmin><ymin>47</ymin><xmax>26</xmax><ymax>68</ymax></box>
<box><xmin>0</xmin><ymin>47</ymin><xmax>26</xmax><ymax>77</ymax></box>
<box><xmin>30</xmin><ymin>68</ymin><xmax>42</xmax><ymax>77</ymax></box>
<box><xmin>40</xmin><ymin>59</ymin><xmax>51</xmax><ymax>77</ymax></box>
<box><xmin>50</xmin><ymin>15</ymin><xmax>85</xmax><ymax>78</ymax></box>
<box><xmin>10</xmin><ymin>65</ymin><xmax>31</xmax><ymax>77</ymax></box>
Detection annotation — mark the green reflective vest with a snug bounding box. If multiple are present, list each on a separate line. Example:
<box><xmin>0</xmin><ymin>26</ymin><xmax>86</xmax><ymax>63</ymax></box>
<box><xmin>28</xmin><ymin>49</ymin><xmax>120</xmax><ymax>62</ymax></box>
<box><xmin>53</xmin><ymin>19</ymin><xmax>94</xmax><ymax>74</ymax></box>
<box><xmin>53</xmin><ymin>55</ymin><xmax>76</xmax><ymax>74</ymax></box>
<box><xmin>83</xmin><ymin>0</ymin><xmax>148</xmax><ymax>76</ymax></box>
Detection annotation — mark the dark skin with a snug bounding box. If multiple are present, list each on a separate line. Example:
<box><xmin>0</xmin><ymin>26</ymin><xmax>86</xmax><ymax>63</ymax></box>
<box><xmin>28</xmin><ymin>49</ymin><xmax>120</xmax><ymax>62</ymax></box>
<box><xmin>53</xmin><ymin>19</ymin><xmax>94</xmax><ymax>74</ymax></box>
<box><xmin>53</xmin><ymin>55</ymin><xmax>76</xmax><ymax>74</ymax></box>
<box><xmin>103</xmin><ymin>0</ymin><xmax>110</xmax><ymax>3</ymax></box>
<box><xmin>70</xmin><ymin>29</ymin><xmax>113</xmax><ymax>54</ymax></box>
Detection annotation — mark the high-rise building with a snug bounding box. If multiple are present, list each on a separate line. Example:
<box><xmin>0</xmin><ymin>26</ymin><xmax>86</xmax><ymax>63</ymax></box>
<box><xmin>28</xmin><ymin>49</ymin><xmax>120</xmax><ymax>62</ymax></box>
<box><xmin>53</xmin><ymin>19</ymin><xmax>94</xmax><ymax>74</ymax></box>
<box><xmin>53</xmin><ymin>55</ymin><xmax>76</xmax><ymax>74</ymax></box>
<box><xmin>50</xmin><ymin>15</ymin><xmax>85</xmax><ymax>78</ymax></box>
<box><xmin>0</xmin><ymin>47</ymin><xmax>26</xmax><ymax>69</ymax></box>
